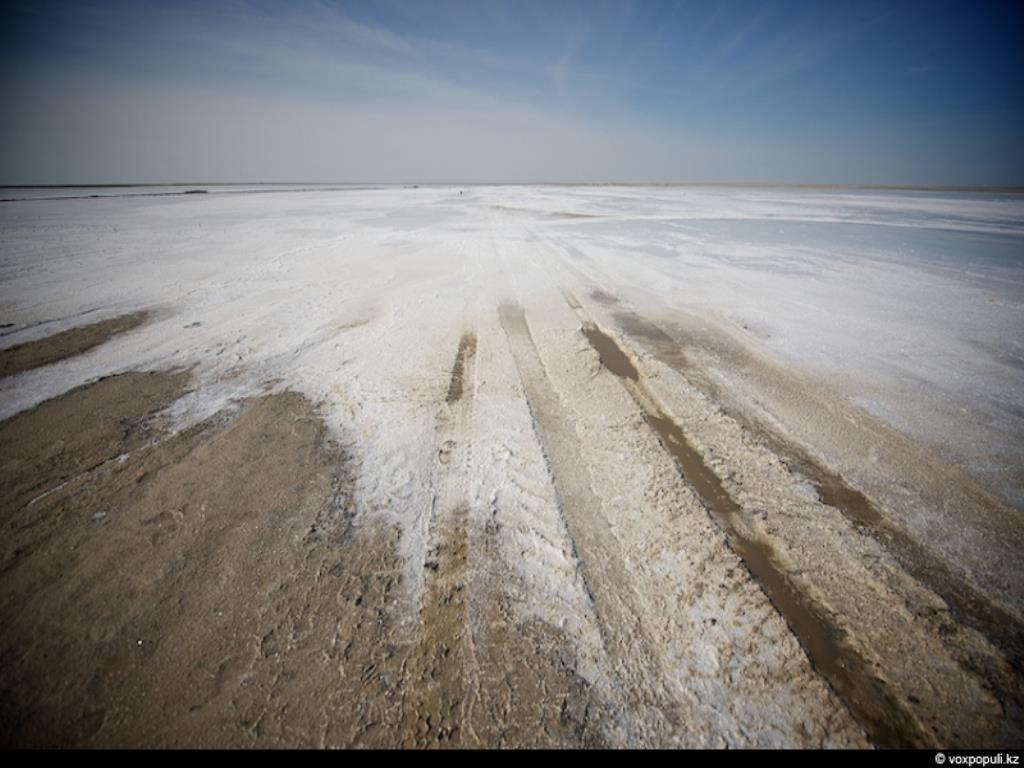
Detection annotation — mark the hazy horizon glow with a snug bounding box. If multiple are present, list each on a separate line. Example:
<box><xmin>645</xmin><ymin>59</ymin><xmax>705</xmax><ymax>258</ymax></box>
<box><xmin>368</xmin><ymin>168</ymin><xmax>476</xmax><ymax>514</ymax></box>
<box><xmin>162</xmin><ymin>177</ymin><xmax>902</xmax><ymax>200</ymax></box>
<box><xmin>1</xmin><ymin>0</ymin><xmax>1022</xmax><ymax>185</ymax></box>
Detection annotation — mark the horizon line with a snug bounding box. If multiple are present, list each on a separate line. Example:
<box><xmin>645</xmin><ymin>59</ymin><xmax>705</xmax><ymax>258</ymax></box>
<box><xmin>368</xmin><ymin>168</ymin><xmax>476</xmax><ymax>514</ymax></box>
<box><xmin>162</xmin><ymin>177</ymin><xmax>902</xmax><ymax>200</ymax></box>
<box><xmin>3</xmin><ymin>181</ymin><xmax>1024</xmax><ymax>193</ymax></box>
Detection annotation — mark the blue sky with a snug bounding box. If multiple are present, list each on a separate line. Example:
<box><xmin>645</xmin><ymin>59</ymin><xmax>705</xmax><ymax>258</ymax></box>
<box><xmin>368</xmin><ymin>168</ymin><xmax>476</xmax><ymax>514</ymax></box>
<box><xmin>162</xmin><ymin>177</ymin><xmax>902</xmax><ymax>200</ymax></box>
<box><xmin>1</xmin><ymin>0</ymin><xmax>1021</xmax><ymax>184</ymax></box>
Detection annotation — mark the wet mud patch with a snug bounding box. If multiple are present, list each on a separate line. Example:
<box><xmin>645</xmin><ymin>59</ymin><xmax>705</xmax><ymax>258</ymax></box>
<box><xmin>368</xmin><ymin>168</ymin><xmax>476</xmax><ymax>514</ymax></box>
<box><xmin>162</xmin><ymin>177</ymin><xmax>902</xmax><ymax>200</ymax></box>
<box><xmin>467</xmin><ymin>613</ymin><xmax>612</xmax><ymax>748</ymax></box>
<box><xmin>0</xmin><ymin>370</ymin><xmax>192</xmax><ymax>517</ymax></box>
<box><xmin>580</xmin><ymin>322</ymin><xmax>924</xmax><ymax>748</ymax></box>
<box><xmin>0</xmin><ymin>311</ymin><xmax>150</xmax><ymax>378</ymax></box>
<box><xmin>612</xmin><ymin>309</ymin><xmax>690</xmax><ymax>369</ymax></box>
<box><xmin>581</xmin><ymin>324</ymin><xmax>637</xmax><ymax>380</ymax></box>
<box><xmin>445</xmin><ymin>333</ymin><xmax>477</xmax><ymax>404</ymax></box>
<box><xmin>805</xmin><ymin>462</ymin><xmax>883</xmax><ymax>530</ymax></box>
<box><xmin>0</xmin><ymin>372</ymin><xmax>410</xmax><ymax>747</ymax></box>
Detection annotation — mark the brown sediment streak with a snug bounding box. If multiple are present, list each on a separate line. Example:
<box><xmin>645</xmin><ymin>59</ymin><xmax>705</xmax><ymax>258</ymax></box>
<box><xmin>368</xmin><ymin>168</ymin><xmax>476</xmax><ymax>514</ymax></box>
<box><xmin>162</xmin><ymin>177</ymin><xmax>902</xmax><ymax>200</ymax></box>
<box><xmin>581</xmin><ymin>324</ymin><xmax>637</xmax><ymax>380</ymax></box>
<box><xmin>0</xmin><ymin>311</ymin><xmax>150</xmax><ymax>378</ymax></box>
<box><xmin>613</xmin><ymin>305</ymin><xmax>1024</xmax><ymax>675</ymax></box>
<box><xmin>580</xmin><ymin>321</ymin><xmax>923</xmax><ymax>749</ymax></box>
<box><xmin>785</xmin><ymin>440</ymin><xmax>1024</xmax><ymax>672</ymax></box>
<box><xmin>445</xmin><ymin>333</ymin><xmax>477</xmax><ymax>404</ymax></box>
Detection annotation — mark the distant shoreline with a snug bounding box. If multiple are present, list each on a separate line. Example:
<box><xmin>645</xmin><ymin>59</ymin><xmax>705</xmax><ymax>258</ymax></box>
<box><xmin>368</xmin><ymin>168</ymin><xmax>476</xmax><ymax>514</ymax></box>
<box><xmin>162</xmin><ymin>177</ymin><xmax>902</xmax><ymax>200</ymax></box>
<box><xmin>1</xmin><ymin>181</ymin><xmax>1022</xmax><ymax>204</ymax></box>
<box><xmin>2</xmin><ymin>181</ymin><xmax>1023</xmax><ymax>193</ymax></box>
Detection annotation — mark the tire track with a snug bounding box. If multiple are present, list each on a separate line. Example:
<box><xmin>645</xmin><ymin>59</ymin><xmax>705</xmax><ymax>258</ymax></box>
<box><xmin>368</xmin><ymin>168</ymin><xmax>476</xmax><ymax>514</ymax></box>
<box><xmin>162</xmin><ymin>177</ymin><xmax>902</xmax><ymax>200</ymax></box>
<box><xmin>567</xmin><ymin>301</ymin><xmax>923</xmax><ymax>748</ymax></box>
<box><xmin>401</xmin><ymin>329</ymin><xmax>479</xmax><ymax>746</ymax></box>
<box><xmin>403</xmin><ymin>325</ymin><xmax>613</xmax><ymax>747</ymax></box>
<box><xmin>533</xmin><ymin>234</ymin><xmax>1018</xmax><ymax>745</ymax></box>
<box><xmin>465</xmin><ymin>308</ymin><xmax>620</xmax><ymax>747</ymax></box>
<box><xmin>562</xmin><ymin>280</ymin><xmax>1023</xmax><ymax>747</ymax></box>
<box><xmin>445</xmin><ymin>333</ymin><xmax>477</xmax><ymax>405</ymax></box>
<box><xmin>613</xmin><ymin>302</ymin><xmax>1024</xmax><ymax>674</ymax></box>
<box><xmin>494</xmin><ymin>225</ymin><xmax>867</xmax><ymax>747</ymax></box>
<box><xmin>497</xmin><ymin>300</ymin><xmax>695</xmax><ymax>746</ymax></box>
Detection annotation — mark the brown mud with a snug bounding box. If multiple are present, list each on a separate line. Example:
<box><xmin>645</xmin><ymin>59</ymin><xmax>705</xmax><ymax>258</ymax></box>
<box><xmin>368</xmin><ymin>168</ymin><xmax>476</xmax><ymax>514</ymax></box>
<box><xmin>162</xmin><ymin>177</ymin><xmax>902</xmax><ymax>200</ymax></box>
<box><xmin>0</xmin><ymin>312</ymin><xmax>150</xmax><ymax>378</ymax></box>
<box><xmin>0</xmin><ymin>370</ymin><xmax>411</xmax><ymax>747</ymax></box>
<box><xmin>0</xmin><ymin>344</ymin><xmax>612</xmax><ymax>747</ymax></box>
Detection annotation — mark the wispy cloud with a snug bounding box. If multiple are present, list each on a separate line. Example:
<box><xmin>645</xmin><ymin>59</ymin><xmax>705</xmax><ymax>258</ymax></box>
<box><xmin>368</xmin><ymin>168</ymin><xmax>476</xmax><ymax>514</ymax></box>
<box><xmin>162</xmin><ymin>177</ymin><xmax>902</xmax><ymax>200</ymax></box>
<box><xmin>1</xmin><ymin>0</ymin><xmax>1021</xmax><ymax>184</ymax></box>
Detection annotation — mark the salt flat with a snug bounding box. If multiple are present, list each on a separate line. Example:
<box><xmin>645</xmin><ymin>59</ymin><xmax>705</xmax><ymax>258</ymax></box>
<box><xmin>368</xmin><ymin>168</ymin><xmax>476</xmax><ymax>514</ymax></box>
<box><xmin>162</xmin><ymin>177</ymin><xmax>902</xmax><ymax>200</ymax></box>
<box><xmin>0</xmin><ymin>185</ymin><xmax>1021</xmax><ymax>747</ymax></box>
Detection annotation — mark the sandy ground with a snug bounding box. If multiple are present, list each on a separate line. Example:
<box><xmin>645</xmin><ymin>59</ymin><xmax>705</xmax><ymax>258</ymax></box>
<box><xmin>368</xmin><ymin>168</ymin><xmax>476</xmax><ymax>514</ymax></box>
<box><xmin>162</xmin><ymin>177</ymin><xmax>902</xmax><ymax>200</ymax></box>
<box><xmin>0</xmin><ymin>186</ymin><xmax>1021</xmax><ymax>748</ymax></box>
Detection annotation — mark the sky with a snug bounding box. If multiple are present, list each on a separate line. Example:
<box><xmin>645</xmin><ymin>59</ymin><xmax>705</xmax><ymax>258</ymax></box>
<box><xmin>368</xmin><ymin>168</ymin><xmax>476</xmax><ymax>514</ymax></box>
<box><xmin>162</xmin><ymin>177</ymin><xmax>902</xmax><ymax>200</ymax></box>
<box><xmin>1</xmin><ymin>0</ymin><xmax>1022</xmax><ymax>185</ymax></box>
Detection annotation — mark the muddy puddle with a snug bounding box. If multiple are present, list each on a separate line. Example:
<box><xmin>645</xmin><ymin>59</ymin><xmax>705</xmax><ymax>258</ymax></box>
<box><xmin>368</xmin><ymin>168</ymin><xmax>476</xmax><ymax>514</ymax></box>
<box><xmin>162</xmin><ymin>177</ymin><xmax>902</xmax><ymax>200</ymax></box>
<box><xmin>581</xmin><ymin>324</ymin><xmax>637</xmax><ymax>380</ymax></box>
<box><xmin>580</xmin><ymin>322</ymin><xmax>922</xmax><ymax>748</ymax></box>
<box><xmin>0</xmin><ymin>311</ymin><xmax>150</xmax><ymax>378</ymax></box>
